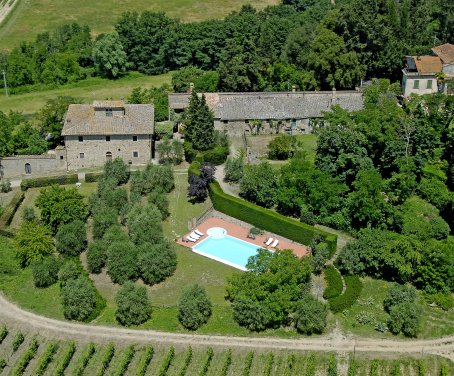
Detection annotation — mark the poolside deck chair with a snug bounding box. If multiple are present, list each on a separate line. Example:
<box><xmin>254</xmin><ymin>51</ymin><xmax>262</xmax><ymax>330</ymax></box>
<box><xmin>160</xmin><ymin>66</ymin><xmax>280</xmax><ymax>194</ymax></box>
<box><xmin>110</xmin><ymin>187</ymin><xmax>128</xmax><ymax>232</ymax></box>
<box><xmin>186</xmin><ymin>236</ymin><xmax>197</xmax><ymax>242</ymax></box>
<box><xmin>265</xmin><ymin>237</ymin><xmax>273</xmax><ymax>246</ymax></box>
<box><xmin>190</xmin><ymin>232</ymin><xmax>200</xmax><ymax>239</ymax></box>
<box><xmin>194</xmin><ymin>229</ymin><xmax>204</xmax><ymax>236</ymax></box>
<box><xmin>271</xmin><ymin>239</ymin><xmax>279</xmax><ymax>248</ymax></box>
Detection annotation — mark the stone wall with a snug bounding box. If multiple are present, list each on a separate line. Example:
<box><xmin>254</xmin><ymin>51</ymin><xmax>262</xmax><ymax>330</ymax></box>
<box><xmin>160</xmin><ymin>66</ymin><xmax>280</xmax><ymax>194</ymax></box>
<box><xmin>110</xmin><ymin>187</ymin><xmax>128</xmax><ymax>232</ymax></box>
<box><xmin>65</xmin><ymin>134</ymin><xmax>153</xmax><ymax>170</ymax></box>
<box><xmin>0</xmin><ymin>155</ymin><xmax>67</xmax><ymax>179</ymax></box>
<box><xmin>214</xmin><ymin>118</ymin><xmax>313</xmax><ymax>136</ymax></box>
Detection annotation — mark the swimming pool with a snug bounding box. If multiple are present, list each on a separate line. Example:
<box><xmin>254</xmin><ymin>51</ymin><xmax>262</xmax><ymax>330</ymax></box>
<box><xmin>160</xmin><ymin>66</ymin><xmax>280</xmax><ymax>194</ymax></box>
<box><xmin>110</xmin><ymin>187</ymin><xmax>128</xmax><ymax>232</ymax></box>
<box><xmin>193</xmin><ymin>232</ymin><xmax>264</xmax><ymax>271</ymax></box>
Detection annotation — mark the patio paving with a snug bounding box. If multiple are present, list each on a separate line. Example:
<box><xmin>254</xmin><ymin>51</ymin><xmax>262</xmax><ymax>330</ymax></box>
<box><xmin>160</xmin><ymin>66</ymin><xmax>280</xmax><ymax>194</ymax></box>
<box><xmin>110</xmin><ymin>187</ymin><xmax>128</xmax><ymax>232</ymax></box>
<box><xmin>176</xmin><ymin>217</ymin><xmax>309</xmax><ymax>258</ymax></box>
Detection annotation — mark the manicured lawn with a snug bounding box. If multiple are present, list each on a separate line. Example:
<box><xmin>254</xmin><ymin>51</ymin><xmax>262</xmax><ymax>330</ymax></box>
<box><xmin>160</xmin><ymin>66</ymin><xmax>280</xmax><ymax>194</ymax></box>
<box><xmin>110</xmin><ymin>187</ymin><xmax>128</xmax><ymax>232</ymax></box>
<box><xmin>336</xmin><ymin>277</ymin><xmax>454</xmax><ymax>339</ymax></box>
<box><xmin>0</xmin><ymin>0</ymin><xmax>278</xmax><ymax>50</ymax></box>
<box><xmin>0</xmin><ymin>72</ymin><xmax>172</xmax><ymax>116</ymax></box>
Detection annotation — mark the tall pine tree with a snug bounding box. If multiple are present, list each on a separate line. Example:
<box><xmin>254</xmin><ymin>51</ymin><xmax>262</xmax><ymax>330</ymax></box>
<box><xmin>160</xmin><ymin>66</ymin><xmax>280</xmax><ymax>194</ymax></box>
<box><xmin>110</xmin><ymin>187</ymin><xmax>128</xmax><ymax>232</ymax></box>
<box><xmin>183</xmin><ymin>90</ymin><xmax>200</xmax><ymax>143</ymax></box>
<box><xmin>192</xmin><ymin>94</ymin><xmax>214</xmax><ymax>151</ymax></box>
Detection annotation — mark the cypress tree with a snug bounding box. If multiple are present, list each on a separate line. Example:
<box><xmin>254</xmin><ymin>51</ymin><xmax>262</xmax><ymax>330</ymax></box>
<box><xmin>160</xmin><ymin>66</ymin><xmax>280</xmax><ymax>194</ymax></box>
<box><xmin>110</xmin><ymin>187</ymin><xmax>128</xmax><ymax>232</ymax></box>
<box><xmin>192</xmin><ymin>94</ymin><xmax>215</xmax><ymax>151</ymax></box>
<box><xmin>184</xmin><ymin>90</ymin><xmax>200</xmax><ymax>143</ymax></box>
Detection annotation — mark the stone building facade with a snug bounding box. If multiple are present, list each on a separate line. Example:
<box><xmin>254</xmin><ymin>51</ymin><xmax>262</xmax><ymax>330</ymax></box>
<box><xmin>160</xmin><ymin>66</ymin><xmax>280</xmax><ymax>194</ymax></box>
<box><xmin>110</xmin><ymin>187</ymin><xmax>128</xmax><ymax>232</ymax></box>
<box><xmin>62</xmin><ymin>100</ymin><xmax>154</xmax><ymax>169</ymax></box>
<box><xmin>168</xmin><ymin>90</ymin><xmax>364</xmax><ymax>136</ymax></box>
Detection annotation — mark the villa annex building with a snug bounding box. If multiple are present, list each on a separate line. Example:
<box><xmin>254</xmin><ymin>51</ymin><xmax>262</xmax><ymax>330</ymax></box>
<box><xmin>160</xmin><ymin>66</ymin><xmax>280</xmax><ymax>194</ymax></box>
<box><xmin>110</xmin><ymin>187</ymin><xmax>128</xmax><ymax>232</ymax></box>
<box><xmin>168</xmin><ymin>90</ymin><xmax>364</xmax><ymax>136</ymax></box>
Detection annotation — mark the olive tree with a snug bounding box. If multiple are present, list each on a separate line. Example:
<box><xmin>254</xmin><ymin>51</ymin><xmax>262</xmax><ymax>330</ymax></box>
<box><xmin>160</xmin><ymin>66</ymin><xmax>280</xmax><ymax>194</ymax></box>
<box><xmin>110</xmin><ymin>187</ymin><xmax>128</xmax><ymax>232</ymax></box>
<box><xmin>178</xmin><ymin>284</ymin><xmax>212</xmax><ymax>330</ymax></box>
<box><xmin>61</xmin><ymin>277</ymin><xmax>96</xmax><ymax>321</ymax></box>
<box><xmin>115</xmin><ymin>281</ymin><xmax>151</xmax><ymax>326</ymax></box>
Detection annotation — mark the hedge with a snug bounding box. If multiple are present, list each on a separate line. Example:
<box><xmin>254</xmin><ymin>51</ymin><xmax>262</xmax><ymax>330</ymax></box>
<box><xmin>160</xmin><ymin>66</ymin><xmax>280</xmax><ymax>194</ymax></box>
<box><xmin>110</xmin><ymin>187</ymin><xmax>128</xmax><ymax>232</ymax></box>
<box><xmin>196</xmin><ymin>146</ymin><xmax>229</xmax><ymax>166</ymax></box>
<box><xmin>323</xmin><ymin>266</ymin><xmax>343</xmax><ymax>300</ymax></box>
<box><xmin>85</xmin><ymin>172</ymin><xmax>104</xmax><ymax>183</ymax></box>
<box><xmin>0</xmin><ymin>191</ymin><xmax>25</xmax><ymax>228</ymax></box>
<box><xmin>208</xmin><ymin>181</ymin><xmax>337</xmax><ymax>253</ymax></box>
<box><xmin>20</xmin><ymin>174</ymin><xmax>78</xmax><ymax>191</ymax></box>
<box><xmin>328</xmin><ymin>275</ymin><xmax>363</xmax><ymax>313</ymax></box>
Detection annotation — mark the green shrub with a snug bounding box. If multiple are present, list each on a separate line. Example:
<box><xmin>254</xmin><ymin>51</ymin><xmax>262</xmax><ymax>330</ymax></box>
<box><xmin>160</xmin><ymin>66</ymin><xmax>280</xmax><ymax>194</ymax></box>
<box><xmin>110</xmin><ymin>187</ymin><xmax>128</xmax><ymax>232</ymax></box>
<box><xmin>96</xmin><ymin>343</ymin><xmax>115</xmax><ymax>376</ymax></box>
<box><xmin>188</xmin><ymin>160</ymin><xmax>201</xmax><ymax>177</ymax></box>
<box><xmin>93</xmin><ymin>208</ymin><xmax>118</xmax><ymax>239</ymax></box>
<box><xmin>85</xmin><ymin>172</ymin><xmax>104</xmax><ymax>182</ymax></box>
<box><xmin>87</xmin><ymin>240</ymin><xmax>107</xmax><ymax>274</ymax></box>
<box><xmin>20</xmin><ymin>174</ymin><xmax>78</xmax><ymax>191</ymax></box>
<box><xmin>209</xmin><ymin>181</ymin><xmax>337</xmax><ymax>253</ymax></box>
<box><xmin>12</xmin><ymin>332</ymin><xmax>24</xmax><ymax>352</ymax></box>
<box><xmin>0</xmin><ymin>325</ymin><xmax>8</xmax><ymax>344</ymax></box>
<box><xmin>12</xmin><ymin>337</ymin><xmax>38</xmax><ymax>376</ymax></box>
<box><xmin>178</xmin><ymin>284</ymin><xmax>212</xmax><ymax>330</ymax></box>
<box><xmin>115</xmin><ymin>282</ymin><xmax>151</xmax><ymax>326</ymax></box>
<box><xmin>31</xmin><ymin>257</ymin><xmax>60</xmax><ymax>288</ymax></box>
<box><xmin>73</xmin><ymin>343</ymin><xmax>95</xmax><ymax>376</ymax></box>
<box><xmin>383</xmin><ymin>283</ymin><xmax>416</xmax><ymax>312</ymax></box>
<box><xmin>104</xmin><ymin>157</ymin><xmax>130</xmax><ymax>185</ymax></box>
<box><xmin>138</xmin><ymin>242</ymin><xmax>177</xmax><ymax>286</ymax></box>
<box><xmin>55</xmin><ymin>220</ymin><xmax>87</xmax><ymax>256</ymax></box>
<box><xmin>224</xmin><ymin>155</ymin><xmax>244</xmax><ymax>183</ymax></box>
<box><xmin>15</xmin><ymin>221</ymin><xmax>55</xmax><ymax>267</ymax></box>
<box><xmin>112</xmin><ymin>345</ymin><xmax>135</xmax><ymax>376</ymax></box>
<box><xmin>22</xmin><ymin>206</ymin><xmax>37</xmax><ymax>222</ymax></box>
<box><xmin>35</xmin><ymin>342</ymin><xmax>58</xmax><ymax>376</ymax></box>
<box><xmin>199</xmin><ymin>347</ymin><xmax>214</xmax><ymax>376</ymax></box>
<box><xmin>58</xmin><ymin>261</ymin><xmax>81</xmax><ymax>287</ymax></box>
<box><xmin>157</xmin><ymin>347</ymin><xmax>175</xmax><ymax>376</ymax></box>
<box><xmin>242</xmin><ymin>352</ymin><xmax>254</xmax><ymax>376</ymax></box>
<box><xmin>0</xmin><ymin>191</ymin><xmax>25</xmax><ymax>227</ymax></box>
<box><xmin>329</xmin><ymin>275</ymin><xmax>363</xmax><ymax>313</ymax></box>
<box><xmin>388</xmin><ymin>302</ymin><xmax>421</xmax><ymax>337</ymax></box>
<box><xmin>155</xmin><ymin>122</ymin><xmax>174</xmax><ymax>139</ymax></box>
<box><xmin>177</xmin><ymin>346</ymin><xmax>192</xmax><ymax>376</ymax></box>
<box><xmin>61</xmin><ymin>277</ymin><xmax>97</xmax><ymax>321</ymax></box>
<box><xmin>183</xmin><ymin>141</ymin><xmax>197</xmax><ymax>163</ymax></box>
<box><xmin>263</xmin><ymin>353</ymin><xmax>274</xmax><ymax>376</ymax></box>
<box><xmin>0</xmin><ymin>179</ymin><xmax>11</xmax><ymax>193</ymax></box>
<box><xmin>294</xmin><ymin>295</ymin><xmax>328</xmax><ymax>334</ymax></box>
<box><xmin>199</xmin><ymin>146</ymin><xmax>229</xmax><ymax>165</ymax></box>
<box><xmin>323</xmin><ymin>266</ymin><xmax>343</xmax><ymax>300</ymax></box>
<box><xmin>107</xmin><ymin>241</ymin><xmax>138</xmax><ymax>284</ymax></box>
<box><xmin>426</xmin><ymin>292</ymin><xmax>454</xmax><ymax>311</ymax></box>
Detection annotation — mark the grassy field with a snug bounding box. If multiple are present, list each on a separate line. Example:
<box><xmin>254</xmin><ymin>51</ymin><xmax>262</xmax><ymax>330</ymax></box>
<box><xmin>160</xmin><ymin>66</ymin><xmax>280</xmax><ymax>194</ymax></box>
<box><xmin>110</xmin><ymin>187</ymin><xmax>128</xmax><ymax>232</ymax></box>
<box><xmin>0</xmin><ymin>72</ymin><xmax>172</xmax><ymax>116</ymax></box>
<box><xmin>336</xmin><ymin>277</ymin><xmax>454</xmax><ymax>339</ymax></box>
<box><xmin>0</xmin><ymin>328</ymin><xmax>452</xmax><ymax>376</ymax></box>
<box><xmin>0</xmin><ymin>0</ymin><xmax>279</xmax><ymax>50</ymax></box>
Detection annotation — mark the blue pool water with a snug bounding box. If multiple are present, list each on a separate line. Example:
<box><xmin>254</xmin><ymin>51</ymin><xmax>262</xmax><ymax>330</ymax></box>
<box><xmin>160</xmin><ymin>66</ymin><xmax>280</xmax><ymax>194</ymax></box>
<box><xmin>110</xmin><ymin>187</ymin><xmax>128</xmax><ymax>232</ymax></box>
<box><xmin>193</xmin><ymin>235</ymin><xmax>263</xmax><ymax>270</ymax></box>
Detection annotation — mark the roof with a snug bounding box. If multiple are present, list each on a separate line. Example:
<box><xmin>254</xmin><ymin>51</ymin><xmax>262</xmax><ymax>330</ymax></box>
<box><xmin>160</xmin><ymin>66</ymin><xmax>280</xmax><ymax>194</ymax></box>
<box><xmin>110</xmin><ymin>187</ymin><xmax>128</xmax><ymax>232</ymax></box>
<box><xmin>93</xmin><ymin>100</ymin><xmax>126</xmax><ymax>108</ymax></box>
<box><xmin>62</xmin><ymin>101</ymin><xmax>154</xmax><ymax>136</ymax></box>
<box><xmin>169</xmin><ymin>91</ymin><xmax>364</xmax><ymax>120</ymax></box>
<box><xmin>412</xmin><ymin>56</ymin><xmax>443</xmax><ymax>73</ymax></box>
<box><xmin>432</xmin><ymin>43</ymin><xmax>454</xmax><ymax>64</ymax></box>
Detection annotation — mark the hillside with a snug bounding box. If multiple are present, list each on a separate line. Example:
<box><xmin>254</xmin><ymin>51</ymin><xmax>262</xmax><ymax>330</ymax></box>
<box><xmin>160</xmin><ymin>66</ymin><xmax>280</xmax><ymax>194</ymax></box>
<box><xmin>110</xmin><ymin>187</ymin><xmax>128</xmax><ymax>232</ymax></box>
<box><xmin>0</xmin><ymin>0</ymin><xmax>278</xmax><ymax>50</ymax></box>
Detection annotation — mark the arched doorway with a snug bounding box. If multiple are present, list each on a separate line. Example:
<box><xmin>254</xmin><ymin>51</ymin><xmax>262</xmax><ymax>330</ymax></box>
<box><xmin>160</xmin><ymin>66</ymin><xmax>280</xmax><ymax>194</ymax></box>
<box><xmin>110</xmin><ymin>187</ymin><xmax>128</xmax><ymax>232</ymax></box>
<box><xmin>25</xmin><ymin>163</ymin><xmax>31</xmax><ymax>175</ymax></box>
<box><xmin>106</xmin><ymin>152</ymin><xmax>112</xmax><ymax>161</ymax></box>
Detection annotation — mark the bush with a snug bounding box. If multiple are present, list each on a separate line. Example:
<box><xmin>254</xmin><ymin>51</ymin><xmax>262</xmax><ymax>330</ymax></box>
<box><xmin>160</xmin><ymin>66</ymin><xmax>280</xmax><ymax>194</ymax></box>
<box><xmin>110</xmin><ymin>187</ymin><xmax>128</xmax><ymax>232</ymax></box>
<box><xmin>104</xmin><ymin>157</ymin><xmax>130</xmax><ymax>185</ymax></box>
<box><xmin>87</xmin><ymin>240</ymin><xmax>107</xmax><ymax>274</ymax></box>
<box><xmin>15</xmin><ymin>221</ymin><xmax>54</xmax><ymax>267</ymax></box>
<box><xmin>22</xmin><ymin>206</ymin><xmax>37</xmax><ymax>222</ymax></box>
<box><xmin>103</xmin><ymin>225</ymin><xmax>129</xmax><ymax>246</ymax></box>
<box><xmin>107</xmin><ymin>241</ymin><xmax>138</xmax><ymax>284</ymax></box>
<box><xmin>209</xmin><ymin>181</ymin><xmax>337</xmax><ymax>255</ymax></box>
<box><xmin>323</xmin><ymin>266</ymin><xmax>343</xmax><ymax>300</ymax></box>
<box><xmin>224</xmin><ymin>155</ymin><xmax>244</xmax><ymax>183</ymax></box>
<box><xmin>383</xmin><ymin>283</ymin><xmax>416</xmax><ymax>312</ymax></box>
<box><xmin>268</xmin><ymin>135</ymin><xmax>295</xmax><ymax>160</ymax></box>
<box><xmin>128</xmin><ymin>203</ymin><xmax>164</xmax><ymax>246</ymax></box>
<box><xmin>20</xmin><ymin>174</ymin><xmax>78</xmax><ymax>191</ymax></box>
<box><xmin>188</xmin><ymin>161</ymin><xmax>201</xmax><ymax>177</ymax></box>
<box><xmin>0</xmin><ymin>191</ymin><xmax>25</xmax><ymax>227</ymax></box>
<box><xmin>232</xmin><ymin>299</ymin><xmax>270</xmax><ymax>332</ymax></box>
<box><xmin>58</xmin><ymin>261</ymin><xmax>81</xmax><ymax>287</ymax></box>
<box><xmin>93</xmin><ymin>208</ymin><xmax>118</xmax><ymax>239</ymax></box>
<box><xmin>55</xmin><ymin>220</ymin><xmax>87</xmax><ymax>256</ymax></box>
<box><xmin>61</xmin><ymin>276</ymin><xmax>97</xmax><ymax>321</ymax></box>
<box><xmin>294</xmin><ymin>295</ymin><xmax>328</xmax><ymax>334</ymax></box>
<box><xmin>328</xmin><ymin>275</ymin><xmax>363</xmax><ymax>313</ymax></box>
<box><xmin>138</xmin><ymin>242</ymin><xmax>177</xmax><ymax>286</ymax></box>
<box><xmin>12</xmin><ymin>332</ymin><xmax>24</xmax><ymax>352</ymax></box>
<box><xmin>85</xmin><ymin>172</ymin><xmax>104</xmax><ymax>183</ymax></box>
<box><xmin>311</xmin><ymin>241</ymin><xmax>329</xmax><ymax>274</ymax></box>
<box><xmin>0</xmin><ymin>179</ymin><xmax>11</xmax><ymax>193</ymax></box>
<box><xmin>199</xmin><ymin>146</ymin><xmax>229</xmax><ymax>166</ymax></box>
<box><xmin>115</xmin><ymin>281</ymin><xmax>151</xmax><ymax>326</ymax></box>
<box><xmin>425</xmin><ymin>292</ymin><xmax>454</xmax><ymax>311</ymax></box>
<box><xmin>155</xmin><ymin>122</ymin><xmax>174</xmax><ymax>139</ymax></box>
<box><xmin>388</xmin><ymin>302</ymin><xmax>421</xmax><ymax>337</ymax></box>
<box><xmin>147</xmin><ymin>190</ymin><xmax>169</xmax><ymax>219</ymax></box>
<box><xmin>178</xmin><ymin>284</ymin><xmax>212</xmax><ymax>330</ymax></box>
<box><xmin>183</xmin><ymin>141</ymin><xmax>197</xmax><ymax>163</ymax></box>
<box><xmin>31</xmin><ymin>257</ymin><xmax>60</xmax><ymax>288</ymax></box>
<box><xmin>130</xmin><ymin>164</ymin><xmax>174</xmax><ymax>196</ymax></box>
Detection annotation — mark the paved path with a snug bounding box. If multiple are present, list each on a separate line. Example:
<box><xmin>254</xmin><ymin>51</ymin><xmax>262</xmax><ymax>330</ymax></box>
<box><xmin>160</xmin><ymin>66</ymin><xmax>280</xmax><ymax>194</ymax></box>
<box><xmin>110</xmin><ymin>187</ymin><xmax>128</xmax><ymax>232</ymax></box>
<box><xmin>0</xmin><ymin>293</ymin><xmax>453</xmax><ymax>360</ymax></box>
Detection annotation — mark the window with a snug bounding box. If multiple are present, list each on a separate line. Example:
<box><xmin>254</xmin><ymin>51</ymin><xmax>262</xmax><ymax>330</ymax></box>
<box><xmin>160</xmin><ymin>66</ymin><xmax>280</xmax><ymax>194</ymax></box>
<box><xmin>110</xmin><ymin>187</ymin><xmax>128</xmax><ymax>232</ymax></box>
<box><xmin>106</xmin><ymin>152</ymin><xmax>112</xmax><ymax>161</ymax></box>
<box><xmin>106</xmin><ymin>108</ymin><xmax>113</xmax><ymax>117</ymax></box>
<box><xmin>222</xmin><ymin>120</ymin><xmax>228</xmax><ymax>124</ymax></box>
<box><xmin>132</xmin><ymin>135</ymin><xmax>138</xmax><ymax>142</ymax></box>
<box><xmin>413</xmin><ymin>80</ymin><xmax>420</xmax><ymax>89</ymax></box>
<box><xmin>25</xmin><ymin>163</ymin><xmax>31</xmax><ymax>175</ymax></box>
<box><xmin>106</xmin><ymin>136</ymin><xmax>111</xmax><ymax>142</ymax></box>
<box><xmin>79</xmin><ymin>153</ymin><xmax>84</xmax><ymax>159</ymax></box>
<box><xmin>78</xmin><ymin>136</ymin><xmax>83</xmax><ymax>142</ymax></box>
<box><xmin>427</xmin><ymin>80</ymin><xmax>433</xmax><ymax>89</ymax></box>
<box><xmin>60</xmin><ymin>155</ymin><xmax>64</xmax><ymax>160</ymax></box>
<box><xmin>133</xmin><ymin>151</ymin><xmax>139</xmax><ymax>158</ymax></box>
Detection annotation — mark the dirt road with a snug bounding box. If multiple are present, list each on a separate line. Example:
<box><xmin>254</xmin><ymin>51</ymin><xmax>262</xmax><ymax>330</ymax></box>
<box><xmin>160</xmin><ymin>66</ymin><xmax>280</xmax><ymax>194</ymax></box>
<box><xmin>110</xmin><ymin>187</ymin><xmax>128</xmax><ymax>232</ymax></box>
<box><xmin>0</xmin><ymin>293</ymin><xmax>453</xmax><ymax>361</ymax></box>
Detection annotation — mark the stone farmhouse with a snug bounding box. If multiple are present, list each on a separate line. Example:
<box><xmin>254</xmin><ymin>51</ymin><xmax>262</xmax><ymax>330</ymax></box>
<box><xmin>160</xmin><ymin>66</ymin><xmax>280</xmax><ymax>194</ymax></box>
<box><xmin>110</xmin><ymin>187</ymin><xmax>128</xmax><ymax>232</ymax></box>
<box><xmin>168</xmin><ymin>90</ymin><xmax>364</xmax><ymax>136</ymax></box>
<box><xmin>402</xmin><ymin>43</ymin><xmax>454</xmax><ymax>97</ymax></box>
<box><xmin>0</xmin><ymin>100</ymin><xmax>154</xmax><ymax>178</ymax></box>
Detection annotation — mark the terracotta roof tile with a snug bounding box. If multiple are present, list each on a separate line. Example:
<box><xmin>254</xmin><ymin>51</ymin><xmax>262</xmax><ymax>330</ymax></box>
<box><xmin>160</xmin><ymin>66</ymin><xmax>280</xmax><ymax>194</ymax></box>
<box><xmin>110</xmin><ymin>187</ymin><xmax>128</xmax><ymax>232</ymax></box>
<box><xmin>412</xmin><ymin>56</ymin><xmax>443</xmax><ymax>73</ymax></box>
<box><xmin>432</xmin><ymin>43</ymin><xmax>454</xmax><ymax>64</ymax></box>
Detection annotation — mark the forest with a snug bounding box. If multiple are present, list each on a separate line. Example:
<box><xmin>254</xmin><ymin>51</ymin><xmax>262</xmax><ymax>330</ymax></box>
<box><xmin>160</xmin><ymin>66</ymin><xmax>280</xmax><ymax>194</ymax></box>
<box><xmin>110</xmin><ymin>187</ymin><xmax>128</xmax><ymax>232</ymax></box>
<box><xmin>1</xmin><ymin>0</ymin><xmax>453</xmax><ymax>93</ymax></box>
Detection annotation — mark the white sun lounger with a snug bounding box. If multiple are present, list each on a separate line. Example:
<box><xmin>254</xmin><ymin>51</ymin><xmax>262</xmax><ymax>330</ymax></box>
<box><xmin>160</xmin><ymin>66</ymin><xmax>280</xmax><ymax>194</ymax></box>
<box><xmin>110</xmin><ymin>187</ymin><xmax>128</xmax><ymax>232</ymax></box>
<box><xmin>186</xmin><ymin>236</ymin><xmax>197</xmax><ymax>242</ymax></box>
<box><xmin>271</xmin><ymin>239</ymin><xmax>279</xmax><ymax>248</ymax></box>
<box><xmin>190</xmin><ymin>232</ymin><xmax>200</xmax><ymax>239</ymax></box>
<box><xmin>195</xmin><ymin>229</ymin><xmax>204</xmax><ymax>236</ymax></box>
<box><xmin>265</xmin><ymin>237</ymin><xmax>273</xmax><ymax>246</ymax></box>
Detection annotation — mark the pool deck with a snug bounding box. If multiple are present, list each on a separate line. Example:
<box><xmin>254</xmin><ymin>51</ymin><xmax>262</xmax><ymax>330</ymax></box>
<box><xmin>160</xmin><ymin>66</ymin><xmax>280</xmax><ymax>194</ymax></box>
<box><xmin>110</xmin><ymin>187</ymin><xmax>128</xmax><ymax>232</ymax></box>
<box><xmin>176</xmin><ymin>217</ymin><xmax>309</xmax><ymax>258</ymax></box>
